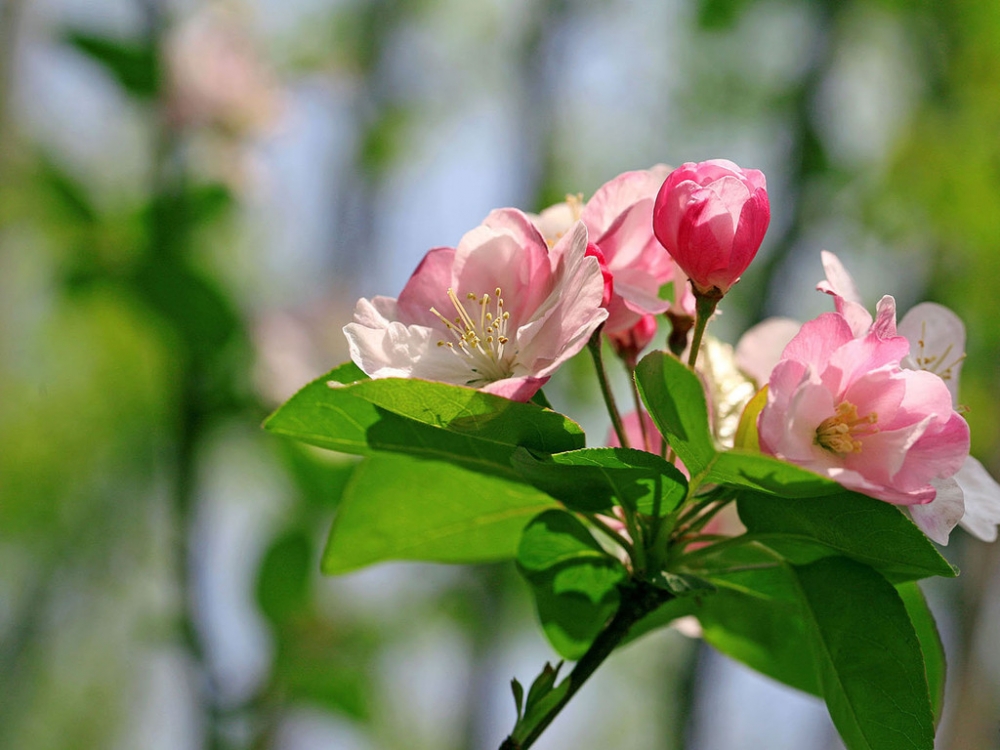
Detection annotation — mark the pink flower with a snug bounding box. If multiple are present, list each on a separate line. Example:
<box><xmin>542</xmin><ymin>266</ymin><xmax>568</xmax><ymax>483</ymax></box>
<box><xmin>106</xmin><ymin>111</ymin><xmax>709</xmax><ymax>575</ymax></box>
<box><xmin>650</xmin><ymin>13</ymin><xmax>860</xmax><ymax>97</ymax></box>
<box><xmin>343</xmin><ymin>209</ymin><xmax>608</xmax><ymax>401</ymax></box>
<box><xmin>816</xmin><ymin>252</ymin><xmax>1000</xmax><ymax>542</ymax></box>
<box><xmin>758</xmin><ymin>312</ymin><xmax>969</xmax><ymax>505</ymax></box>
<box><xmin>653</xmin><ymin>159</ymin><xmax>770</xmax><ymax>297</ymax></box>
<box><xmin>530</xmin><ymin>166</ymin><xmax>691</xmax><ymax>333</ymax></box>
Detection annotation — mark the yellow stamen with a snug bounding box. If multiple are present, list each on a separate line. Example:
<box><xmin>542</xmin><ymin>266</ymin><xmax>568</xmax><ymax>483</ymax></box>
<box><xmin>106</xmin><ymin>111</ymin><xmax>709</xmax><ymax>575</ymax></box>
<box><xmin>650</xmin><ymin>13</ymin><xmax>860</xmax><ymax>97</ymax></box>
<box><xmin>815</xmin><ymin>401</ymin><xmax>879</xmax><ymax>456</ymax></box>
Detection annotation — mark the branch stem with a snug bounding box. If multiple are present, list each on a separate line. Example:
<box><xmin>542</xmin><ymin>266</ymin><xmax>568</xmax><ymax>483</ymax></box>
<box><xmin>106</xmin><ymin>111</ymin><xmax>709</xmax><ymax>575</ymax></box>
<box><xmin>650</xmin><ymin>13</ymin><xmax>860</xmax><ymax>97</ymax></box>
<box><xmin>588</xmin><ymin>327</ymin><xmax>629</xmax><ymax>449</ymax></box>
<box><xmin>501</xmin><ymin>581</ymin><xmax>675</xmax><ymax>750</ymax></box>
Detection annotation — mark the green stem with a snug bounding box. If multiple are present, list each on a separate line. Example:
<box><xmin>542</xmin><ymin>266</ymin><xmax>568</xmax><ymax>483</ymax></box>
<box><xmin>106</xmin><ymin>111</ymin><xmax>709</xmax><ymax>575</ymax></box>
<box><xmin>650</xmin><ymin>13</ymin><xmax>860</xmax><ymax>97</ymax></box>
<box><xmin>588</xmin><ymin>327</ymin><xmax>629</xmax><ymax>449</ymax></box>
<box><xmin>686</xmin><ymin>293</ymin><xmax>721</xmax><ymax>370</ymax></box>
<box><xmin>627</xmin><ymin>366</ymin><xmax>651</xmax><ymax>453</ymax></box>
<box><xmin>501</xmin><ymin>581</ymin><xmax>675</xmax><ymax>750</ymax></box>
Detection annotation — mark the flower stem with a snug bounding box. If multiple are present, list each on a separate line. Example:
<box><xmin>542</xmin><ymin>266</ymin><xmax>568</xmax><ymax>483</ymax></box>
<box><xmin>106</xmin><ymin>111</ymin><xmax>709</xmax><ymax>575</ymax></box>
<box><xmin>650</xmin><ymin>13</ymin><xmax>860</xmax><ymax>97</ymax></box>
<box><xmin>627</xmin><ymin>366</ymin><xmax>651</xmax><ymax>453</ymax></box>
<box><xmin>500</xmin><ymin>581</ymin><xmax>675</xmax><ymax>750</ymax></box>
<box><xmin>588</xmin><ymin>327</ymin><xmax>629</xmax><ymax>449</ymax></box>
<box><xmin>687</xmin><ymin>293</ymin><xmax>720</xmax><ymax>370</ymax></box>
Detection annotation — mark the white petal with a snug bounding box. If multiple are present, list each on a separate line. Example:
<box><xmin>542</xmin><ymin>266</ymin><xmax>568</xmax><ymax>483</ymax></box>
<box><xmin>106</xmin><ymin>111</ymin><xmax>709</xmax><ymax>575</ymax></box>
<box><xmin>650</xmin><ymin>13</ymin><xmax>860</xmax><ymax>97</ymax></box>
<box><xmin>910</xmin><ymin>478</ymin><xmax>965</xmax><ymax>545</ymax></box>
<box><xmin>955</xmin><ymin>456</ymin><xmax>1000</xmax><ymax>542</ymax></box>
<box><xmin>898</xmin><ymin>302</ymin><xmax>966</xmax><ymax>405</ymax></box>
<box><xmin>734</xmin><ymin>317</ymin><xmax>802</xmax><ymax>387</ymax></box>
<box><xmin>819</xmin><ymin>250</ymin><xmax>863</xmax><ymax>304</ymax></box>
<box><xmin>344</xmin><ymin>318</ymin><xmax>427</xmax><ymax>379</ymax></box>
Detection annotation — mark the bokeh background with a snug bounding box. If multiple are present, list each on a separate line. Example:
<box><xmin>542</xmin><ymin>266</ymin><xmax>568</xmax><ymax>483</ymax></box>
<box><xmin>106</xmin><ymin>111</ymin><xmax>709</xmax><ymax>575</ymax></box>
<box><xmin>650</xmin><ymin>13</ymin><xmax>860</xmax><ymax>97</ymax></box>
<box><xmin>3</xmin><ymin>0</ymin><xmax>1000</xmax><ymax>748</ymax></box>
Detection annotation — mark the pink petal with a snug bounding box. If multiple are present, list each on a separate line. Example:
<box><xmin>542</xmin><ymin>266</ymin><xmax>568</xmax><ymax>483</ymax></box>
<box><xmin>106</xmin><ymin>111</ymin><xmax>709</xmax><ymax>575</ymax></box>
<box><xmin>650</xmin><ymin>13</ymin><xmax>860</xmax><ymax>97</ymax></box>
<box><xmin>780</xmin><ymin>313</ymin><xmax>855</xmax><ymax>373</ymax></box>
<box><xmin>454</xmin><ymin>209</ymin><xmax>553</xmax><ymax>328</ymax></box>
<box><xmin>816</xmin><ymin>251</ymin><xmax>872</xmax><ymax>336</ymax></box>
<box><xmin>514</xmin><ymin>223</ymin><xmax>608</xmax><ymax>376</ymax></box>
<box><xmin>871</xmin><ymin>296</ymin><xmax>898</xmax><ymax>339</ymax></box>
<box><xmin>581</xmin><ymin>164</ymin><xmax>671</xmax><ymax>236</ymax></box>
<box><xmin>823</xmin><ymin>331</ymin><xmax>909</xmax><ymax>397</ymax></box>
<box><xmin>897</xmin><ymin>411</ymin><xmax>970</xmax><ymax>487</ymax></box>
<box><xmin>480</xmin><ymin>376</ymin><xmax>549</xmax><ymax>402</ymax></box>
<box><xmin>396</xmin><ymin>247</ymin><xmax>457</xmax><ymax>327</ymax></box>
<box><xmin>724</xmin><ymin>186</ymin><xmax>770</xmax><ymax>287</ymax></box>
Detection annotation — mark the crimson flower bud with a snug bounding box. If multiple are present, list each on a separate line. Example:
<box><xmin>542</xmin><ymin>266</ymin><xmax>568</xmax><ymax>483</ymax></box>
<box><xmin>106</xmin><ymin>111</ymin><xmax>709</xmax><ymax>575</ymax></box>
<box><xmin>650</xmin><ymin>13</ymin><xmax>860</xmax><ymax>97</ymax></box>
<box><xmin>608</xmin><ymin>313</ymin><xmax>657</xmax><ymax>367</ymax></box>
<box><xmin>652</xmin><ymin>159</ymin><xmax>770</xmax><ymax>298</ymax></box>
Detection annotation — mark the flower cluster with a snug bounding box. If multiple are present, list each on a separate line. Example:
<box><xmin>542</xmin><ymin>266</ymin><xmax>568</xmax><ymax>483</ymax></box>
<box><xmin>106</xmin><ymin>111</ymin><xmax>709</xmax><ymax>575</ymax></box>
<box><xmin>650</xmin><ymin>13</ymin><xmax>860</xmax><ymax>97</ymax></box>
<box><xmin>342</xmin><ymin>159</ymin><xmax>999</xmax><ymax>546</ymax></box>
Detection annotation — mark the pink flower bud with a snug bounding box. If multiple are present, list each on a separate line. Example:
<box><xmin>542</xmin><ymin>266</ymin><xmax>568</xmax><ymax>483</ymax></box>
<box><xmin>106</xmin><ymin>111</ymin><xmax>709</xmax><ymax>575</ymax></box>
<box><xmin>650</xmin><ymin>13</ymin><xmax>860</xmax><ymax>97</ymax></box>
<box><xmin>585</xmin><ymin>242</ymin><xmax>614</xmax><ymax>308</ymax></box>
<box><xmin>608</xmin><ymin>313</ymin><xmax>657</xmax><ymax>366</ymax></box>
<box><xmin>653</xmin><ymin>159</ymin><xmax>770</xmax><ymax>297</ymax></box>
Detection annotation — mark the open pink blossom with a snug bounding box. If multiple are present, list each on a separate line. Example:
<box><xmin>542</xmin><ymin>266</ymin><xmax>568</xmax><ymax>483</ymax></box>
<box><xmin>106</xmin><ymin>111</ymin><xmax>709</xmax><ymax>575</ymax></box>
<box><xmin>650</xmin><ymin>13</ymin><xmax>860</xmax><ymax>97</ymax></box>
<box><xmin>344</xmin><ymin>208</ymin><xmax>608</xmax><ymax>401</ymax></box>
<box><xmin>653</xmin><ymin>159</ymin><xmax>770</xmax><ymax>297</ymax></box>
<box><xmin>530</xmin><ymin>166</ymin><xmax>691</xmax><ymax>333</ymax></box>
<box><xmin>816</xmin><ymin>252</ymin><xmax>1000</xmax><ymax>542</ymax></box>
<box><xmin>758</xmin><ymin>312</ymin><xmax>969</xmax><ymax>505</ymax></box>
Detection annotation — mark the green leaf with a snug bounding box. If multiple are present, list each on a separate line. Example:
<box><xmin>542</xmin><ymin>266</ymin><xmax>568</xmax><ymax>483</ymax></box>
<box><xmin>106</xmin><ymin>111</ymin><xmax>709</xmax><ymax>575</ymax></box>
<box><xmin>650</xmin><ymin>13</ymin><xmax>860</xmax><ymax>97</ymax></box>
<box><xmin>513</xmin><ymin>678</ymin><xmax>571</xmax><ymax>746</ymax></box>
<box><xmin>511</xmin><ymin>678</ymin><xmax>525</xmax><ymax>722</ymax></box>
<box><xmin>510</xmin><ymin>446</ymin><xmax>688</xmax><ymax>514</ymax></box>
<box><xmin>265</xmin><ymin>373</ymin><xmax>585</xmax><ymax>478</ymax></box>
<box><xmin>524</xmin><ymin>661</ymin><xmax>563</xmax><ymax>717</ymax></box>
<box><xmin>794</xmin><ymin>557</ymin><xmax>935</xmax><ymax>750</ymax></box>
<box><xmin>518</xmin><ymin>510</ymin><xmax>626</xmax><ymax>659</ymax></box>
<box><xmin>325</xmin><ymin>360</ymin><xmax>368</xmax><ymax>385</ymax></box>
<box><xmin>64</xmin><ymin>31</ymin><xmax>159</xmax><ymax>98</ymax></box>
<box><xmin>322</xmin><ymin>454</ymin><xmax>557</xmax><ymax>574</ymax></box>
<box><xmin>634</xmin><ymin>351</ymin><xmax>716</xmax><ymax>475</ymax></box>
<box><xmin>689</xmin><ymin>540</ymin><xmax>822</xmax><ymax>696</ymax></box>
<box><xmin>736</xmin><ymin>490</ymin><xmax>956</xmax><ymax>582</ymax></box>
<box><xmin>275</xmin><ymin>439</ymin><xmax>357</xmax><ymax>512</ymax></box>
<box><xmin>256</xmin><ymin>530</ymin><xmax>312</xmax><ymax>624</ymax></box>
<box><xmin>897</xmin><ymin>582</ymin><xmax>946</xmax><ymax>725</ymax></box>
<box><xmin>706</xmin><ymin>450</ymin><xmax>840</xmax><ymax>498</ymax></box>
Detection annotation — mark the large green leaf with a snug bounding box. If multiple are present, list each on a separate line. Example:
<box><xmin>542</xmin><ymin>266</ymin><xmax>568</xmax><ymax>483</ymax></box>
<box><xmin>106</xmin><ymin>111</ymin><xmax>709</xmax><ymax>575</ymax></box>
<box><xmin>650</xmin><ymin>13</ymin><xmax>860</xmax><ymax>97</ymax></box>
<box><xmin>322</xmin><ymin>454</ymin><xmax>557</xmax><ymax>574</ymax></box>
<box><xmin>265</xmin><ymin>371</ymin><xmax>585</xmax><ymax>478</ymax></box>
<box><xmin>688</xmin><ymin>540</ymin><xmax>821</xmax><ymax>696</ymax></box>
<box><xmin>794</xmin><ymin>558</ymin><xmax>935</xmax><ymax>750</ymax></box>
<box><xmin>736</xmin><ymin>490</ymin><xmax>955</xmax><ymax>582</ymax></box>
<box><xmin>518</xmin><ymin>510</ymin><xmax>626</xmax><ymax>659</ymax></box>
<box><xmin>897</xmin><ymin>581</ymin><xmax>946</xmax><ymax>725</ymax></box>
<box><xmin>511</xmin><ymin>446</ymin><xmax>688</xmax><ymax>514</ymax></box>
<box><xmin>681</xmin><ymin>544</ymin><xmax>938</xmax><ymax>750</ymax></box>
<box><xmin>634</xmin><ymin>351</ymin><xmax>716</xmax><ymax>476</ymax></box>
<box><xmin>706</xmin><ymin>450</ymin><xmax>840</xmax><ymax>498</ymax></box>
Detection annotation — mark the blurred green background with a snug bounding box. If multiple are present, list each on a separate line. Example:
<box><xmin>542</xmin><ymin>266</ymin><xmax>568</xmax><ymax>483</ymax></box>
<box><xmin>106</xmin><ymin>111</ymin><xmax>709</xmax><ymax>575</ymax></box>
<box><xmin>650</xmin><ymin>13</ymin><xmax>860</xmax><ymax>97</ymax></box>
<box><xmin>2</xmin><ymin>0</ymin><xmax>1000</xmax><ymax>748</ymax></box>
